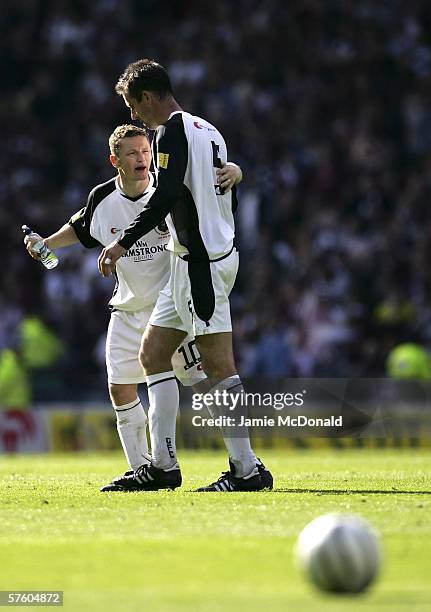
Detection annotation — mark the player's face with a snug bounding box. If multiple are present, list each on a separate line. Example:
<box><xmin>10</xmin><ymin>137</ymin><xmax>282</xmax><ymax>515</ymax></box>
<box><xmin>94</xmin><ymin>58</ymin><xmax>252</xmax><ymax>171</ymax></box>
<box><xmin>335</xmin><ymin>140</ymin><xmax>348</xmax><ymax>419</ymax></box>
<box><xmin>113</xmin><ymin>135</ymin><xmax>152</xmax><ymax>182</ymax></box>
<box><xmin>123</xmin><ymin>93</ymin><xmax>157</xmax><ymax>129</ymax></box>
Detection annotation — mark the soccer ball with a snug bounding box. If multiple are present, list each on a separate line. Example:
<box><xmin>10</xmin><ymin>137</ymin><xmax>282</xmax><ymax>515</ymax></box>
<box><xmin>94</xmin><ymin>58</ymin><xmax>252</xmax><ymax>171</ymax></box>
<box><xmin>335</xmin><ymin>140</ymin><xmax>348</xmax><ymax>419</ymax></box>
<box><xmin>295</xmin><ymin>513</ymin><xmax>381</xmax><ymax>594</ymax></box>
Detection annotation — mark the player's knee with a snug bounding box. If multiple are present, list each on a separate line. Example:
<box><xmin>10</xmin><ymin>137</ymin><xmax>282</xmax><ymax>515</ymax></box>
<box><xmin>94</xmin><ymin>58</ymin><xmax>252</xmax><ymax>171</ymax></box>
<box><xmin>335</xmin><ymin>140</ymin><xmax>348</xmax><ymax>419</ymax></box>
<box><xmin>139</xmin><ymin>339</ymin><xmax>170</xmax><ymax>374</ymax></box>
<box><xmin>109</xmin><ymin>383</ymin><xmax>136</xmax><ymax>407</ymax></box>
<box><xmin>196</xmin><ymin>333</ymin><xmax>236</xmax><ymax>380</ymax></box>
<box><xmin>138</xmin><ymin>343</ymin><xmax>151</xmax><ymax>371</ymax></box>
<box><xmin>199</xmin><ymin>348</ymin><xmax>236</xmax><ymax>379</ymax></box>
<box><xmin>200</xmin><ymin>354</ymin><xmax>236</xmax><ymax>380</ymax></box>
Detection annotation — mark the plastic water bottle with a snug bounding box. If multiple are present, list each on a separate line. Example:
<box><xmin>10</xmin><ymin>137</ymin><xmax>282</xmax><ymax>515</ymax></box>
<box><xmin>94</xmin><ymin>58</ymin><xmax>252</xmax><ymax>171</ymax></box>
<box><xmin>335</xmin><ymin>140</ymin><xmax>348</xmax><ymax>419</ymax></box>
<box><xmin>22</xmin><ymin>225</ymin><xmax>59</xmax><ymax>269</ymax></box>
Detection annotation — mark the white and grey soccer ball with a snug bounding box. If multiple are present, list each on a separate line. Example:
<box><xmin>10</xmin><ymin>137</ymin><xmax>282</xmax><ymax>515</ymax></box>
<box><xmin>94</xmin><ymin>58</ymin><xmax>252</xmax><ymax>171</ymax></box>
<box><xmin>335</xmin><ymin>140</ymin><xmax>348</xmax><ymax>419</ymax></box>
<box><xmin>296</xmin><ymin>513</ymin><xmax>381</xmax><ymax>593</ymax></box>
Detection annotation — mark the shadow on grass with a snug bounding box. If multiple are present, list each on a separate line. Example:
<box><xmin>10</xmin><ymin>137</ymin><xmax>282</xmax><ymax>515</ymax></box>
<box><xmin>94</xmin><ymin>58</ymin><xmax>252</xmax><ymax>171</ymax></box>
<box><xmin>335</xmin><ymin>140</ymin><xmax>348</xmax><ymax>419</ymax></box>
<box><xmin>272</xmin><ymin>488</ymin><xmax>431</xmax><ymax>495</ymax></box>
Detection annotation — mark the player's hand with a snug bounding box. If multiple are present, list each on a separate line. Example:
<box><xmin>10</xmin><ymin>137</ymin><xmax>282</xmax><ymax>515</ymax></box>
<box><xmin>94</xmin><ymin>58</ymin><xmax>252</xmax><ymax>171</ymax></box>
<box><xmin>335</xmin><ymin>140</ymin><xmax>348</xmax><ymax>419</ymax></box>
<box><xmin>98</xmin><ymin>241</ymin><xmax>126</xmax><ymax>277</ymax></box>
<box><xmin>217</xmin><ymin>162</ymin><xmax>242</xmax><ymax>192</ymax></box>
<box><xmin>23</xmin><ymin>233</ymin><xmax>43</xmax><ymax>260</ymax></box>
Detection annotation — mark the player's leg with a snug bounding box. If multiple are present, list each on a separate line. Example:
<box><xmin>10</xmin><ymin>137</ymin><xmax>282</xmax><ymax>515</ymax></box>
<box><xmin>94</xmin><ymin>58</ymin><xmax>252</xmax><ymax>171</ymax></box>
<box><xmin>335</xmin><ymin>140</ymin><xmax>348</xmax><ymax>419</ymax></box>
<box><xmin>109</xmin><ymin>382</ymin><xmax>150</xmax><ymax>471</ymax></box>
<box><xmin>139</xmin><ymin>323</ymin><xmax>186</xmax><ymax>472</ymax></box>
<box><xmin>196</xmin><ymin>332</ymin><xmax>256</xmax><ymax>466</ymax></box>
<box><xmin>115</xmin><ymin>324</ymin><xmax>186</xmax><ymax>490</ymax></box>
<box><xmin>109</xmin><ymin>325</ymin><xmax>201</xmax><ymax>491</ymax></box>
<box><xmin>103</xmin><ymin>325</ymin><xmax>185</xmax><ymax>491</ymax></box>
<box><xmin>195</xmin><ymin>331</ymin><xmax>236</xmax><ymax>380</ymax></box>
<box><xmin>135</xmin><ymin>334</ymin><xmax>208</xmax><ymax>482</ymax></box>
<box><xmin>178</xmin><ymin>251</ymin><xmax>272</xmax><ymax>491</ymax></box>
<box><xmin>190</xmin><ymin>251</ymin><xmax>255</xmax><ymax>479</ymax></box>
<box><xmin>101</xmin><ymin>310</ymin><xmax>154</xmax><ymax>492</ymax></box>
<box><xmin>194</xmin><ymin>331</ymin><xmax>273</xmax><ymax>491</ymax></box>
<box><xmin>111</xmin><ymin>286</ymin><xmax>187</xmax><ymax>491</ymax></box>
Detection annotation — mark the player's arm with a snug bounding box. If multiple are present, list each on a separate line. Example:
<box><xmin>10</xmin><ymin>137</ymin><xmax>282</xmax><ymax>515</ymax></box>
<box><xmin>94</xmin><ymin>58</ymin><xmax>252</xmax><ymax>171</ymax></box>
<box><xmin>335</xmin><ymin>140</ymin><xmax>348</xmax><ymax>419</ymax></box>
<box><xmin>98</xmin><ymin>119</ymin><xmax>188</xmax><ymax>277</ymax></box>
<box><xmin>24</xmin><ymin>183</ymin><xmax>102</xmax><ymax>260</ymax></box>
<box><xmin>45</xmin><ymin>224</ymin><xmax>79</xmax><ymax>249</ymax></box>
<box><xmin>68</xmin><ymin>194</ymin><xmax>103</xmax><ymax>249</ymax></box>
<box><xmin>24</xmin><ymin>223</ymin><xmax>79</xmax><ymax>260</ymax></box>
<box><xmin>119</xmin><ymin>121</ymin><xmax>188</xmax><ymax>249</ymax></box>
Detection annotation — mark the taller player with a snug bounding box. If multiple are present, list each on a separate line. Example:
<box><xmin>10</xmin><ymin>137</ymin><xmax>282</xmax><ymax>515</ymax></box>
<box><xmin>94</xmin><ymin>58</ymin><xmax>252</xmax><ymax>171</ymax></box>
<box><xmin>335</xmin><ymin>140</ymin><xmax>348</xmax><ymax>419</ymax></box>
<box><xmin>99</xmin><ymin>59</ymin><xmax>273</xmax><ymax>492</ymax></box>
<box><xmin>24</xmin><ymin>124</ymin><xmax>242</xmax><ymax>491</ymax></box>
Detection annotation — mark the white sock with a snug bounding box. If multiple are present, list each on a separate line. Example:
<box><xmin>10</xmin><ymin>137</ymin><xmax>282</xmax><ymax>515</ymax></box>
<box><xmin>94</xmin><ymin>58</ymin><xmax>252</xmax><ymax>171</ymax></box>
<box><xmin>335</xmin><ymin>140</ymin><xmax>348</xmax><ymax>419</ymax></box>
<box><xmin>146</xmin><ymin>371</ymin><xmax>179</xmax><ymax>470</ymax></box>
<box><xmin>206</xmin><ymin>375</ymin><xmax>257</xmax><ymax>477</ymax></box>
<box><xmin>114</xmin><ymin>398</ymin><xmax>151</xmax><ymax>470</ymax></box>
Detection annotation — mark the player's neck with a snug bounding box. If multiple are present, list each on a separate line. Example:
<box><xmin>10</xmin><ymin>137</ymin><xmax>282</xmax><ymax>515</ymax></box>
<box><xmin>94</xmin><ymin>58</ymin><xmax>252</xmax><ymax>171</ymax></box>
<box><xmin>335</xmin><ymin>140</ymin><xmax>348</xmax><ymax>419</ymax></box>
<box><xmin>118</xmin><ymin>175</ymin><xmax>150</xmax><ymax>198</ymax></box>
<box><xmin>156</xmin><ymin>97</ymin><xmax>182</xmax><ymax>125</ymax></box>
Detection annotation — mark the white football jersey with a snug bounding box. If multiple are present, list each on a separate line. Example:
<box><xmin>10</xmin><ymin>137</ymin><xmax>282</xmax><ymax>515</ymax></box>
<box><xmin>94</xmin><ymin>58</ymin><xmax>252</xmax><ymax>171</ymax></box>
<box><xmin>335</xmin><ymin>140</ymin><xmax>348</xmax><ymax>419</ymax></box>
<box><xmin>70</xmin><ymin>173</ymin><xmax>170</xmax><ymax>311</ymax></box>
<box><xmin>118</xmin><ymin>111</ymin><xmax>238</xmax><ymax>261</ymax></box>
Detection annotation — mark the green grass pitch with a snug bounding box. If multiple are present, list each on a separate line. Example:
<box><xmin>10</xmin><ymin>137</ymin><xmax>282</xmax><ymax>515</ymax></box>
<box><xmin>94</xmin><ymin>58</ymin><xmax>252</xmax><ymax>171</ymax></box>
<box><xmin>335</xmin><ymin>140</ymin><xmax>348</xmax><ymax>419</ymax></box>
<box><xmin>1</xmin><ymin>449</ymin><xmax>430</xmax><ymax>611</ymax></box>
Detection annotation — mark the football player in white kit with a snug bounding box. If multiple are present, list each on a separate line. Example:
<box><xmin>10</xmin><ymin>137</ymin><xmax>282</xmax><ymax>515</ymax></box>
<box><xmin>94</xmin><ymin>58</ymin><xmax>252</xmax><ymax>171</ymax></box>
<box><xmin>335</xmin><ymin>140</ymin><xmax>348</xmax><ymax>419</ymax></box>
<box><xmin>24</xmin><ymin>124</ymin><xmax>242</xmax><ymax>491</ymax></box>
<box><xmin>99</xmin><ymin>60</ymin><xmax>273</xmax><ymax>492</ymax></box>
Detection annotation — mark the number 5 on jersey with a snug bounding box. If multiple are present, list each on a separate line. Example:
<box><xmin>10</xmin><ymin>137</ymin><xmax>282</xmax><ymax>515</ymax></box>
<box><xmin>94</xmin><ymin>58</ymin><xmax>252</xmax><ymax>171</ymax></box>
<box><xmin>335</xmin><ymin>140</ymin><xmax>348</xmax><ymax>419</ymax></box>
<box><xmin>211</xmin><ymin>141</ymin><xmax>225</xmax><ymax>195</ymax></box>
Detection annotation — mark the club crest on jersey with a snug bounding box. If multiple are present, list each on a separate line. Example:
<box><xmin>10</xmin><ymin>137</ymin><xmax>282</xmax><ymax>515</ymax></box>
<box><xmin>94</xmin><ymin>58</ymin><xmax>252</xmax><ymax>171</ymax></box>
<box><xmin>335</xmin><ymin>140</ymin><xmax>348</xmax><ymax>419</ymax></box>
<box><xmin>158</xmin><ymin>152</ymin><xmax>170</xmax><ymax>169</ymax></box>
<box><xmin>154</xmin><ymin>220</ymin><xmax>170</xmax><ymax>237</ymax></box>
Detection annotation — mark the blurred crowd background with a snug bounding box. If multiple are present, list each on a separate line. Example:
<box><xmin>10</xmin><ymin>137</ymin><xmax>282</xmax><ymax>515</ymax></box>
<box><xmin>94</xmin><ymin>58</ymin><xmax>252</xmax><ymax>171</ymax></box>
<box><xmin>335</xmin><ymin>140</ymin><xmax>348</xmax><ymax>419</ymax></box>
<box><xmin>2</xmin><ymin>0</ymin><xmax>431</xmax><ymax>403</ymax></box>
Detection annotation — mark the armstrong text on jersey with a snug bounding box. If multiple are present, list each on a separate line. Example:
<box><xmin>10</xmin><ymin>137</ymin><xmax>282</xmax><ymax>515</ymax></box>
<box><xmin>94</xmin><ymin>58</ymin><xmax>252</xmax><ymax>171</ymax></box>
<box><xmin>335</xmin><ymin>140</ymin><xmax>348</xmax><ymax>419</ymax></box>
<box><xmin>125</xmin><ymin>240</ymin><xmax>169</xmax><ymax>262</ymax></box>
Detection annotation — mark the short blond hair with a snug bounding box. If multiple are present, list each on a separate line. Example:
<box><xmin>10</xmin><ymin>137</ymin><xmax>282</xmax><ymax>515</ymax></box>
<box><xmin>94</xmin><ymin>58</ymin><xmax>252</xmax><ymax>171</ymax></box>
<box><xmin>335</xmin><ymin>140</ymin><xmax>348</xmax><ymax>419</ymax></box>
<box><xmin>109</xmin><ymin>124</ymin><xmax>149</xmax><ymax>156</ymax></box>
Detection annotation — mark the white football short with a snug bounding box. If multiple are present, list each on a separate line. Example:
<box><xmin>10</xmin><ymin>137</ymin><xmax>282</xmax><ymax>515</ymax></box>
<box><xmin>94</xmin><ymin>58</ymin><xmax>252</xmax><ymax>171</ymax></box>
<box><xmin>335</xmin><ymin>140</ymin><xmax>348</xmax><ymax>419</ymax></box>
<box><xmin>149</xmin><ymin>249</ymin><xmax>239</xmax><ymax>337</ymax></box>
<box><xmin>106</xmin><ymin>307</ymin><xmax>205</xmax><ymax>386</ymax></box>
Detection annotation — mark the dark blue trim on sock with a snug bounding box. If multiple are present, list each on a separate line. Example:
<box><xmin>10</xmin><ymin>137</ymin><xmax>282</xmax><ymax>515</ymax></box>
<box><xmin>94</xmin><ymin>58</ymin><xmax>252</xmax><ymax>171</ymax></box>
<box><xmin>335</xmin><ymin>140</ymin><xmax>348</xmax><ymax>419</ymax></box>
<box><xmin>147</xmin><ymin>376</ymin><xmax>176</xmax><ymax>389</ymax></box>
<box><xmin>114</xmin><ymin>399</ymin><xmax>140</xmax><ymax>412</ymax></box>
